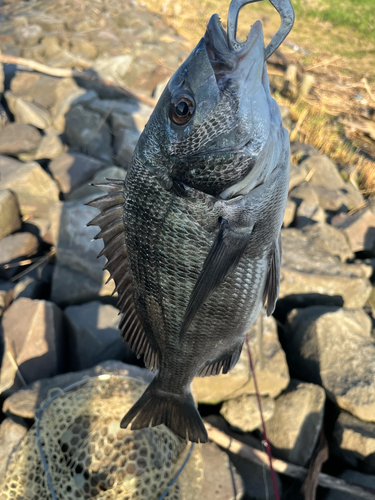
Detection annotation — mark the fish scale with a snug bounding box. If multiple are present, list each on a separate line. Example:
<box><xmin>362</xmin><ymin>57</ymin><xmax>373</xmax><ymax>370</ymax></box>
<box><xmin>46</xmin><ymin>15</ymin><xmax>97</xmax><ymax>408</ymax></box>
<box><xmin>88</xmin><ymin>0</ymin><xmax>294</xmax><ymax>443</ymax></box>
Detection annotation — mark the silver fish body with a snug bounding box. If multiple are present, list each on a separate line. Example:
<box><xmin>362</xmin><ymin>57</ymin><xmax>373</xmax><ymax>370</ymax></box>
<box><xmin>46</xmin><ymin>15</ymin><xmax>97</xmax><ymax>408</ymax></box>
<box><xmin>88</xmin><ymin>2</ymin><xmax>293</xmax><ymax>443</ymax></box>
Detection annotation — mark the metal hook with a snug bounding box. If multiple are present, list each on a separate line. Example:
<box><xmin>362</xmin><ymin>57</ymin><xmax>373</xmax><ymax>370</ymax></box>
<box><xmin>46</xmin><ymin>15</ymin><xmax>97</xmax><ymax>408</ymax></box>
<box><xmin>227</xmin><ymin>0</ymin><xmax>295</xmax><ymax>59</ymax></box>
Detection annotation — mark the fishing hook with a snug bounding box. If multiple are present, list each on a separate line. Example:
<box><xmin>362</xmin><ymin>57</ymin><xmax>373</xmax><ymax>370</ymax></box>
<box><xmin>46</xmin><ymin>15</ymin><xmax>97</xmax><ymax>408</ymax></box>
<box><xmin>227</xmin><ymin>0</ymin><xmax>295</xmax><ymax>59</ymax></box>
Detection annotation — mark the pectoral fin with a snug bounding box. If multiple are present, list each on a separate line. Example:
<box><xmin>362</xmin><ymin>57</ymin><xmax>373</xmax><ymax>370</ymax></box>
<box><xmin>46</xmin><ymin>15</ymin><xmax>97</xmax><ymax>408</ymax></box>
<box><xmin>180</xmin><ymin>218</ymin><xmax>253</xmax><ymax>339</ymax></box>
<box><xmin>262</xmin><ymin>231</ymin><xmax>282</xmax><ymax>316</ymax></box>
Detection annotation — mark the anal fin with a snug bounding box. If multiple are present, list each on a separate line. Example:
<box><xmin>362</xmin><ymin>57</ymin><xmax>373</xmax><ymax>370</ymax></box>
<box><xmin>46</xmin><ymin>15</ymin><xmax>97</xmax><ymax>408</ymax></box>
<box><xmin>197</xmin><ymin>343</ymin><xmax>243</xmax><ymax>377</ymax></box>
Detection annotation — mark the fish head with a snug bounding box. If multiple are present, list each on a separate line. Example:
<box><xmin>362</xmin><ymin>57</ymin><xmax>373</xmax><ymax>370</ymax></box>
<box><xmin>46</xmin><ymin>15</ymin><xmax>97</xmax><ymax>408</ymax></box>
<box><xmin>136</xmin><ymin>13</ymin><xmax>283</xmax><ymax>196</ymax></box>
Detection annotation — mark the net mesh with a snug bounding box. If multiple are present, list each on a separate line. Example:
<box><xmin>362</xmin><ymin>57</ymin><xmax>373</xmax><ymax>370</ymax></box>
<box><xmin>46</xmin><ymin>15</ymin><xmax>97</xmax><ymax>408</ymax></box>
<box><xmin>0</xmin><ymin>375</ymin><xmax>203</xmax><ymax>500</ymax></box>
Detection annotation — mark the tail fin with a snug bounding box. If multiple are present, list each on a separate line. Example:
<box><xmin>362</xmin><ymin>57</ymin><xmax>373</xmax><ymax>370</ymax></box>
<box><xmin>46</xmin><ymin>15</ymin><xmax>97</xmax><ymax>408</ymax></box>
<box><xmin>120</xmin><ymin>378</ymin><xmax>208</xmax><ymax>443</ymax></box>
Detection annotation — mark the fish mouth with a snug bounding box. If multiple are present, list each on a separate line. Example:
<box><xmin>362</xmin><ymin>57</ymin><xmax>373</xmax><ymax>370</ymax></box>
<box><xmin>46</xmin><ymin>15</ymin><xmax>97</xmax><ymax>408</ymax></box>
<box><xmin>204</xmin><ymin>13</ymin><xmax>263</xmax><ymax>85</ymax></box>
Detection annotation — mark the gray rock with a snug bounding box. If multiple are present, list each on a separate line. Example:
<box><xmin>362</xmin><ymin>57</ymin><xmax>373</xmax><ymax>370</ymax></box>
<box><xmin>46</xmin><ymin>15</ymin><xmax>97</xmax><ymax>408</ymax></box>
<box><xmin>331</xmin><ymin>208</ymin><xmax>375</xmax><ymax>254</ymax></box>
<box><xmin>283</xmin><ymin>198</ymin><xmax>296</xmax><ymax>227</ymax></box>
<box><xmin>265</xmin><ymin>380</ymin><xmax>325</xmax><ymax>466</ymax></box>
<box><xmin>49</xmin><ymin>152</ymin><xmax>103</xmax><ymax>195</ymax></box>
<box><xmin>325</xmin><ymin>470</ymin><xmax>375</xmax><ymax>500</ymax></box>
<box><xmin>286</xmin><ymin>306</ymin><xmax>375</xmax><ymax>423</ymax></box>
<box><xmin>220</xmin><ymin>394</ymin><xmax>275</xmax><ymax>432</ymax></box>
<box><xmin>49</xmin><ymin>201</ymin><xmax>113</xmax><ymax>304</ymax></box>
<box><xmin>333</xmin><ymin>411</ymin><xmax>375</xmax><ymax>473</ymax></box>
<box><xmin>64</xmin><ymin>104</ymin><xmax>112</xmax><ymax>162</ymax></box>
<box><xmin>113</xmin><ymin>127</ymin><xmax>140</xmax><ymax>167</ymax></box>
<box><xmin>0</xmin><ymin>123</ymin><xmax>42</xmax><ymax>155</ymax></box>
<box><xmin>5</xmin><ymin>91</ymin><xmax>52</xmax><ymax>129</ymax></box>
<box><xmin>3</xmin><ymin>360</ymin><xmax>154</xmax><ymax>420</ymax></box>
<box><xmin>65</xmin><ymin>301</ymin><xmax>132</xmax><ymax>370</ymax></box>
<box><xmin>296</xmin><ymin>199</ymin><xmax>326</xmax><ymax>228</ymax></box>
<box><xmin>92</xmin><ymin>55</ymin><xmax>133</xmax><ymax>86</ymax></box>
<box><xmin>30</xmin><ymin>14</ymin><xmax>65</xmax><ymax>32</ymax></box>
<box><xmin>23</xmin><ymin>217</ymin><xmax>52</xmax><ymax>245</ymax></box>
<box><xmin>0</xmin><ymin>298</ymin><xmax>64</xmax><ymax>395</ymax></box>
<box><xmin>0</xmin><ymin>190</ymin><xmax>22</xmax><ymax>240</ymax></box>
<box><xmin>0</xmin><ymin>232</ymin><xmax>38</xmax><ymax>269</ymax></box>
<box><xmin>14</xmin><ymin>24</ymin><xmax>43</xmax><ymax>48</ymax></box>
<box><xmin>192</xmin><ymin>309</ymin><xmax>290</xmax><ymax>404</ymax></box>
<box><xmin>10</xmin><ymin>71</ymin><xmax>41</xmax><ymax>96</ymax></box>
<box><xmin>66</xmin><ymin>165</ymin><xmax>126</xmax><ymax>201</ymax></box>
<box><xmin>289</xmin><ymin>162</ymin><xmax>309</xmax><ymax>191</ymax></box>
<box><xmin>300</xmin><ymin>155</ymin><xmax>346</xmax><ymax>190</ymax></box>
<box><xmin>108</xmin><ymin>100</ymin><xmax>153</xmax><ymax>133</ymax></box>
<box><xmin>0</xmin><ymin>160</ymin><xmax>59</xmax><ymax>216</ymax></box>
<box><xmin>69</xmin><ymin>34</ymin><xmax>98</xmax><ymax>59</ymax></box>
<box><xmin>279</xmin><ymin>228</ymin><xmax>372</xmax><ymax>309</ymax></box>
<box><xmin>19</xmin><ymin>127</ymin><xmax>65</xmax><ymax>161</ymax></box>
<box><xmin>0</xmin><ymin>416</ymin><xmax>28</xmax><ymax>477</ymax></box>
<box><xmin>24</xmin><ymin>74</ymin><xmax>58</xmax><ymax>109</ymax></box>
<box><xmin>199</xmin><ymin>443</ymin><xmax>244</xmax><ymax>500</ymax></box>
<box><xmin>12</xmin><ymin>276</ymin><xmax>43</xmax><ymax>301</ymax></box>
<box><xmin>301</xmin><ymin>223</ymin><xmax>354</xmax><ymax>262</ymax></box>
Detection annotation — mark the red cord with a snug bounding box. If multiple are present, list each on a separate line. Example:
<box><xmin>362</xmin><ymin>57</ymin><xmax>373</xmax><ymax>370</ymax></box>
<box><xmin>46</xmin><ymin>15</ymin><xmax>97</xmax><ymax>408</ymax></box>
<box><xmin>246</xmin><ymin>333</ymin><xmax>280</xmax><ymax>500</ymax></box>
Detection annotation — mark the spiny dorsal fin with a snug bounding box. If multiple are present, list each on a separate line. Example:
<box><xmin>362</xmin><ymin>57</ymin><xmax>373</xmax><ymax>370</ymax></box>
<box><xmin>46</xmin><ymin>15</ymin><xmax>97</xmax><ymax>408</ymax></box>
<box><xmin>87</xmin><ymin>179</ymin><xmax>159</xmax><ymax>371</ymax></box>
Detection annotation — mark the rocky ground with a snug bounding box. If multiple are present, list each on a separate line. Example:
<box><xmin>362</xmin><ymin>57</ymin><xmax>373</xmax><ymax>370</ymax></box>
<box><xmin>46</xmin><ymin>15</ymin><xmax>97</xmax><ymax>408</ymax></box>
<box><xmin>0</xmin><ymin>0</ymin><xmax>375</xmax><ymax>499</ymax></box>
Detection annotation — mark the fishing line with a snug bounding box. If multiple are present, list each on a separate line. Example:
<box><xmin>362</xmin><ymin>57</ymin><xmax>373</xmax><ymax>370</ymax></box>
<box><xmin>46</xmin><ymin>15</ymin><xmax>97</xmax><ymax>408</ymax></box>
<box><xmin>245</xmin><ymin>334</ymin><xmax>280</xmax><ymax>500</ymax></box>
<box><xmin>35</xmin><ymin>375</ymin><xmax>194</xmax><ymax>500</ymax></box>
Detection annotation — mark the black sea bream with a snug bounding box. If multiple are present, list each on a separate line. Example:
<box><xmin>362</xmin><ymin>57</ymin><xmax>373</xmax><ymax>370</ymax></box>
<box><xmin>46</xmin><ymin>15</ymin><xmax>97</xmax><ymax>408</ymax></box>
<box><xmin>88</xmin><ymin>0</ymin><xmax>294</xmax><ymax>443</ymax></box>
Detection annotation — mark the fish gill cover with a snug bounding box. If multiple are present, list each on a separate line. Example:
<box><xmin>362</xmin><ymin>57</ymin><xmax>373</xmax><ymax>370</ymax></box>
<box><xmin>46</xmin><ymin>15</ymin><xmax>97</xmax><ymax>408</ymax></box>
<box><xmin>88</xmin><ymin>0</ymin><xmax>294</xmax><ymax>444</ymax></box>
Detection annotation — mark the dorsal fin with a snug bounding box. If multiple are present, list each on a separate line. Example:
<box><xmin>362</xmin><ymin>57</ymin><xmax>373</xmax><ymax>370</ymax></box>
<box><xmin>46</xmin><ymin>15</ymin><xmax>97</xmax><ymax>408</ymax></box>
<box><xmin>86</xmin><ymin>179</ymin><xmax>159</xmax><ymax>371</ymax></box>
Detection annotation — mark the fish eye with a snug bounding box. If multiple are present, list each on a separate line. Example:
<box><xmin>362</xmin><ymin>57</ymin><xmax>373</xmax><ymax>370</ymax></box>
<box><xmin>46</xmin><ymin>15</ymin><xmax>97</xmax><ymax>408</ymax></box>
<box><xmin>170</xmin><ymin>94</ymin><xmax>195</xmax><ymax>125</ymax></box>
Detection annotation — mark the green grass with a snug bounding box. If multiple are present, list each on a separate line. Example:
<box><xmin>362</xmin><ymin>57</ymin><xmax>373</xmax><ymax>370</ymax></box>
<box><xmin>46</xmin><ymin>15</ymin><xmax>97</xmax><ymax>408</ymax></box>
<box><xmin>292</xmin><ymin>0</ymin><xmax>375</xmax><ymax>43</ymax></box>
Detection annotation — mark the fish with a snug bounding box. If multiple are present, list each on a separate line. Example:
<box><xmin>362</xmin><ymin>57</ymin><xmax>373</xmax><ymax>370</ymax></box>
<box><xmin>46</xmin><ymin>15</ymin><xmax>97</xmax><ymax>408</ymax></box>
<box><xmin>87</xmin><ymin>0</ymin><xmax>294</xmax><ymax>443</ymax></box>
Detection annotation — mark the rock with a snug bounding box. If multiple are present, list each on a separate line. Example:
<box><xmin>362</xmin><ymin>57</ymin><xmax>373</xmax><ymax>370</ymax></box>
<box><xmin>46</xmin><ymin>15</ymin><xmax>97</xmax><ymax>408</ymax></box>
<box><xmin>199</xmin><ymin>443</ymin><xmax>244</xmax><ymax>500</ymax></box>
<box><xmin>14</xmin><ymin>24</ymin><xmax>43</xmax><ymax>48</ymax></box>
<box><xmin>0</xmin><ymin>160</ymin><xmax>59</xmax><ymax>216</ymax></box>
<box><xmin>113</xmin><ymin>127</ymin><xmax>140</xmax><ymax>167</ymax></box>
<box><xmin>283</xmin><ymin>198</ymin><xmax>296</xmax><ymax>227</ymax></box>
<box><xmin>107</xmin><ymin>100</ymin><xmax>153</xmax><ymax>133</ymax></box>
<box><xmin>0</xmin><ymin>190</ymin><xmax>22</xmax><ymax>240</ymax></box>
<box><xmin>49</xmin><ymin>152</ymin><xmax>103</xmax><ymax>195</ymax></box>
<box><xmin>5</xmin><ymin>91</ymin><xmax>52</xmax><ymax>129</ymax></box>
<box><xmin>0</xmin><ymin>123</ymin><xmax>42</xmax><ymax>155</ymax></box>
<box><xmin>64</xmin><ymin>104</ymin><xmax>112</xmax><ymax>163</ymax></box>
<box><xmin>92</xmin><ymin>54</ymin><xmax>133</xmax><ymax>85</ymax></box>
<box><xmin>0</xmin><ymin>417</ymin><xmax>28</xmax><ymax>477</ymax></box>
<box><xmin>0</xmin><ymin>103</ymin><xmax>8</xmax><ymax>130</ymax></box>
<box><xmin>49</xmin><ymin>201</ymin><xmax>113</xmax><ymax>305</ymax></box>
<box><xmin>30</xmin><ymin>13</ymin><xmax>65</xmax><ymax>32</ymax></box>
<box><xmin>26</xmin><ymin>75</ymin><xmax>58</xmax><ymax>110</ymax></box>
<box><xmin>279</xmin><ymin>228</ymin><xmax>372</xmax><ymax>310</ymax></box>
<box><xmin>10</xmin><ymin>71</ymin><xmax>41</xmax><ymax>96</ymax></box>
<box><xmin>325</xmin><ymin>470</ymin><xmax>375</xmax><ymax>500</ymax></box>
<box><xmin>12</xmin><ymin>276</ymin><xmax>43</xmax><ymax>301</ymax></box>
<box><xmin>23</xmin><ymin>217</ymin><xmax>52</xmax><ymax>245</ymax></box>
<box><xmin>69</xmin><ymin>34</ymin><xmax>98</xmax><ymax>59</ymax></box>
<box><xmin>0</xmin><ymin>233</ymin><xmax>38</xmax><ymax>277</ymax></box>
<box><xmin>301</xmin><ymin>223</ymin><xmax>354</xmax><ymax>262</ymax></box>
<box><xmin>333</xmin><ymin>411</ymin><xmax>375</xmax><ymax>473</ymax></box>
<box><xmin>286</xmin><ymin>306</ymin><xmax>375</xmax><ymax>423</ymax></box>
<box><xmin>51</xmin><ymin>81</ymin><xmax>96</xmax><ymax>132</ymax></box>
<box><xmin>296</xmin><ymin>199</ymin><xmax>326</xmax><ymax>228</ymax></box>
<box><xmin>19</xmin><ymin>127</ymin><xmax>65</xmax><ymax>161</ymax></box>
<box><xmin>192</xmin><ymin>309</ymin><xmax>290</xmax><ymax>404</ymax></box>
<box><xmin>290</xmin><ymin>142</ymin><xmax>319</xmax><ymax>163</ymax></box>
<box><xmin>220</xmin><ymin>394</ymin><xmax>275</xmax><ymax>432</ymax></box>
<box><xmin>289</xmin><ymin>163</ymin><xmax>309</xmax><ymax>191</ymax></box>
<box><xmin>65</xmin><ymin>301</ymin><xmax>133</xmax><ymax>370</ymax></box>
<box><xmin>265</xmin><ymin>380</ymin><xmax>325</xmax><ymax>466</ymax></box>
<box><xmin>66</xmin><ymin>165</ymin><xmax>126</xmax><ymax>201</ymax></box>
<box><xmin>0</xmin><ymin>298</ymin><xmax>65</xmax><ymax>395</ymax></box>
<box><xmin>300</xmin><ymin>155</ymin><xmax>346</xmax><ymax>190</ymax></box>
<box><xmin>3</xmin><ymin>360</ymin><xmax>154</xmax><ymax>420</ymax></box>
<box><xmin>331</xmin><ymin>208</ymin><xmax>375</xmax><ymax>254</ymax></box>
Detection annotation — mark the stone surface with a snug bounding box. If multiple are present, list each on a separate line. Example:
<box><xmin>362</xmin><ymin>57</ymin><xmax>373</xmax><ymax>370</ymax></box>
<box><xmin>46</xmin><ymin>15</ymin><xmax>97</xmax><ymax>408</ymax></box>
<box><xmin>332</xmin><ymin>208</ymin><xmax>375</xmax><ymax>254</ymax></box>
<box><xmin>289</xmin><ymin>162</ymin><xmax>309</xmax><ymax>191</ymax></box>
<box><xmin>14</xmin><ymin>24</ymin><xmax>42</xmax><ymax>48</ymax></box>
<box><xmin>3</xmin><ymin>360</ymin><xmax>154</xmax><ymax>419</ymax></box>
<box><xmin>66</xmin><ymin>165</ymin><xmax>126</xmax><ymax>201</ymax></box>
<box><xmin>300</xmin><ymin>155</ymin><xmax>346</xmax><ymax>190</ymax></box>
<box><xmin>50</xmin><ymin>201</ymin><xmax>113</xmax><ymax>304</ymax></box>
<box><xmin>0</xmin><ymin>189</ymin><xmax>22</xmax><ymax>240</ymax></box>
<box><xmin>296</xmin><ymin>198</ymin><xmax>326</xmax><ymax>228</ymax></box>
<box><xmin>92</xmin><ymin>55</ymin><xmax>133</xmax><ymax>86</ymax></box>
<box><xmin>265</xmin><ymin>380</ymin><xmax>325</xmax><ymax>466</ymax></box>
<box><xmin>286</xmin><ymin>306</ymin><xmax>375</xmax><ymax>422</ymax></box>
<box><xmin>49</xmin><ymin>151</ymin><xmax>103</xmax><ymax>195</ymax></box>
<box><xmin>65</xmin><ymin>301</ymin><xmax>132</xmax><ymax>370</ymax></box>
<box><xmin>0</xmin><ymin>161</ymin><xmax>60</xmax><ymax>216</ymax></box>
<box><xmin>0</xmin><ymin>123</ymin><xmax>42</xmax><ymax>155</ymax></box>
<box><xmin>5</xmin><ymin>91</ymin><xmax>52</xmax><ymax>129</ymax></box>
<box><xmin>333</xmin><ymin>411</ymin><xmax>375</xmax><ymax>473</ymax></box>
<box><xmin>192</xmin><ymin>309</ymin><xmax>290</xmax><ymax>404</ymax></box>
<box><xmin>220</xmin><ymin>394</ymin><xmax>275</xmax><ymax>432</ymax></box>
<box><xmin>325</xmin><ymin>470</ymin><xmax>375</xmax><ymax>500</ymax></box>
<box><xmin>0</xmin><ymin>416</ymin><xmax>28</xmax><ymax>478</ymax></box>
<box><xmin>113</xmin><ymin>127</ymin><xmax>140</xmax><ymax>166</ymax></box>
<box><xmin>283</xmin><ymin>198</ymin><xmax>296</xmax><ymax>227</ymax></box>
<box><xmin>279</xmin><ymin>228</ymin><xmax>372</xmax><ymax>310</ymax></box>
<box><xmin>301</xmin><ymin>223</ymin><xmax>354</xmax><ymax>262</ymax></box>
<box><xmin>199</xmin><ymin>443</ymin><xmax>244</xmax><ymax>500</ymax></box>
<box><xmin>64</xmin><ymin>104</ymin><xmax>112</xmax><ymax>162</ymax></box>
<box><xmin>20</xmin><ymin>127</ymin><xmax>65</xmax><ymax>161</ymax></box>
<box><xmin>0</xmin><ymin>232</ymin><xmax>38</xmax><ymax>269</ymax></box>
<box><xmin>0</xmin><ymin>298</ymin><xmax>64</xmax><ymax>395</ymax></box>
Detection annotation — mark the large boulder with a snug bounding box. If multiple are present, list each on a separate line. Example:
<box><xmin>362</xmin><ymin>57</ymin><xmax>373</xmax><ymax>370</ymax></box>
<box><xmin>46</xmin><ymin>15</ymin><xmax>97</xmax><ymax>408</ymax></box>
<box><xmin>0</xmin><ymin>298</ymin><xmax>65</xmax><ymax>395</ymax></box>
<box><xmin>265</xmin><ymin>380</ymin><xmax>325</xmax><ymax>466</ymax></box>
<box><xmin>0</xmin><ymin>123</ymin><xmax>42</xmax><ymax>156</ymax></box>
<box><xmin>5</xmin><ymin>91</ymin><xmax>52</xmax><ymax>129</ymax></box>
<box><xmin>192</xmin><ymin>309</ymin><xmax>290</xmax><ymax>404</ymax></box>
<box><xmin>0</xmin><ymin>417</ymin><xmax>28</xmax><ymax>478</ymax></box>
<box><xmin>220</xmin><ymin>394</ymin><xmax>275</xmax><ymax>432</ymax></box>
<box><xmin>332</xmin><ymin>208</ymin><xmax>375</xmax><ymax>254</ymax></box>
<box><xmin>285</xmin><ymin>306</ymin><xmax>375</xmax><ymax>423</ymax></box>
<box><xmin>0</xmin><ymin>190</ymin><xmax>22</xmax><ymax>240</ymax></box>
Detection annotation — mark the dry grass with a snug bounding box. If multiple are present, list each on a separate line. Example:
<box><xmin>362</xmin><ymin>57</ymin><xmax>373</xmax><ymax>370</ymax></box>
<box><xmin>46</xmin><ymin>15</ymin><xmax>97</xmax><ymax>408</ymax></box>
<box><xmin>143</xmin><ymin>0</ymin><xmax>375</xmax><ymax>195</ymax></box>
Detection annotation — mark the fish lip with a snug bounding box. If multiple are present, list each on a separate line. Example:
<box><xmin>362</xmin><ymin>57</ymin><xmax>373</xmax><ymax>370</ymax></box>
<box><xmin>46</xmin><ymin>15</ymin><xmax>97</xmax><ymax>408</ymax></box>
<box><xmin>204</xmin><ymin>13</ymin><xmax>262</xmax><ymax>79</ymax></box>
